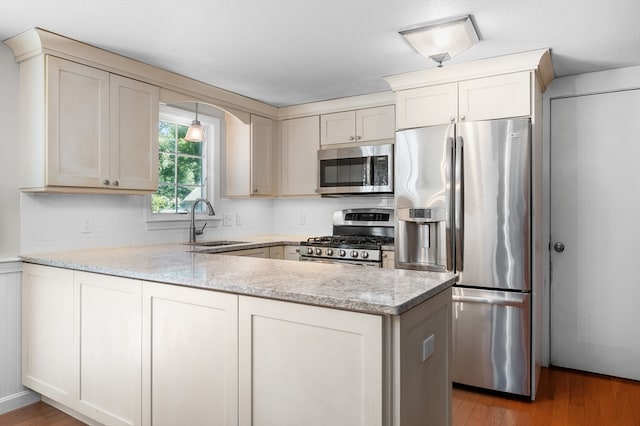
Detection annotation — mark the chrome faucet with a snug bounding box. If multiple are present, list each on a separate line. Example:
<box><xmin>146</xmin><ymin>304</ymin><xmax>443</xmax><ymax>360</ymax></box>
<box><xmin>189</xmin><ymin>198</ymin><xmax>216</xmax><ymax>243</ymax></box>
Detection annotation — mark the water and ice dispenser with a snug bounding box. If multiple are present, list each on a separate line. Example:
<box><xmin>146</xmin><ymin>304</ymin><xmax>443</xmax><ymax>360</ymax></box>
<box><xmin>396</xmin><ymin>207</ymin><xmax>449</xmax><ymax>272</ymax></box>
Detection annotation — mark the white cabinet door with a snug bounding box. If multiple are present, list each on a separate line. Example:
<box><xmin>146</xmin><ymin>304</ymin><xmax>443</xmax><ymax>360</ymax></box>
<box><xmin>110</xmin><ymin>75</ymin><xmax>159</xmax><ymax>191</ymax></box>
<box><xmin>47</xmin><ymin>56</ymin><xmax>110</xmax><ymax>188</ymax></box>
<box><xmin>239</xmin><ymin>296</ymin><xmax>383</xmax><ymax>426</ymax></box>
<box><xmin>280</xmin><ymin>115</ymin><xmax>319</xmax><ymax>196</ymax></box>
<box><xmin>225</xmin><ymin>113</ymin><xmax>251</xmax><ymax>197</ymax></box>
<box><xmin>356</xmin><ymin>105</ymin><xmax>395</xmax><ymax>141</ymax></box>
<box><xmin>75</xmin><ymin>272</ymin><xmax>142</xmax><ymax>426</ymax></box>
<box><xmin>21</xmin><ymin>264</ymin><xmax>77</xmax><ymax>406</ymax></box>
<box><xmin>250</xmin><ymin>114</ymin><xmax>274</xmax><ymax>196</ymax></box>
<box><xmin>458</xmin><ymin>72</ymin><xmax>531</xmax><ymax>122</ymax></box>
<box><xmin>320</xmin><ymin>110</ymin><xmax>356</xmax><ymax>145</ymax></box>
<box><xmin>284</xmin><ymin>245</ymin><xmax>300</xmax><ymax>260</ymax></box>
<box><xmin>142</xmin><ymin>282</ymin><xmax>238</xmax><ymax>426</ymax></box>
<box><xmin>395</xmin><ymin>83</ymin><xmax>458</xmax><ymax>129</ymax></box>
<box><xmin>268</xmin><ymin>245</ymin><xmax>284</xmax><ymax>259</ymax></box>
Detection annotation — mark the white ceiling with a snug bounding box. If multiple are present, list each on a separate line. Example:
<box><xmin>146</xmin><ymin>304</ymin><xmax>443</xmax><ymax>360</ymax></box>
<box><xmin>1</xmin><ymin>0</ymin><xmax>639</xmax><ymax>107</ymax></box>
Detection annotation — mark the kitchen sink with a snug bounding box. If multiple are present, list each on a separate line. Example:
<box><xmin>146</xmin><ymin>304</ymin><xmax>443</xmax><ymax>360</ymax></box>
<box><xmin>191</xmin><ymin>240</ymin><xmax>248</xmax><ymax>247</ymax></box>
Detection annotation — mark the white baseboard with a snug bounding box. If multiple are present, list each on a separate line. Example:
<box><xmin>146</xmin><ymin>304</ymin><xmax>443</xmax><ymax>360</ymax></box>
<box><xmin>0</xmin><ymin>389</ymin><xmax>41</xmax><ymax>415</ymax></box>
<box><xmin>41</xmin><ymin>396</ymin><xmax>103</xmax><ymax>426</ymax></box>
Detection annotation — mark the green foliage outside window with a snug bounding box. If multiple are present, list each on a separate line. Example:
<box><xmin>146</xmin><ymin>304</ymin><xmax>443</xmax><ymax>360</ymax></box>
<box><xmin>152</xmin><ymin>120</ymin><xmax>206</xmax><ymax>213</ymax></box>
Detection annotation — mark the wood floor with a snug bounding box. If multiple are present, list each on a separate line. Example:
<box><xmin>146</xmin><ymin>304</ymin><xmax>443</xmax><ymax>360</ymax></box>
<box><xmin>1</xmin><ymin>367</ymin><xmax>639</xmax><ymax>426</ymax></box>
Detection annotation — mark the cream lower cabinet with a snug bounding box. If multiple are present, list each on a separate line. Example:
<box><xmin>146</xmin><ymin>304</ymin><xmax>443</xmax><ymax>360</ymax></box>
<box><xmin>382</xmin><ymin>250</ymin><xmax>395</xmax><ymax>269</ymax></box>
<box><xmin>22</xmin><ymin>264</ymin><xmax>77</xmax><ymax>407</ymax></box>
<box><xmin>238</xmin><ymin>296</ymin><xmax>383</xmax><ymax>426</ymax></box>
<box><xmin>284</xmin><ymin>245</ymin><xmax>300</xmax><ymax>260</ymax></box>
<box><xmin>142</xmin><ymin>282</ymin><xmax>238</xmax><ymax>426</ymax></box>
<box><xmin>21</xmin><ymin>264</ymin><xmax>142</xmax><ymax>426</ymax></box>
<box><xmin>75</xmin><ymin>271</ymin><xmax>142</xmax><ymax>426</ymax></box>
<box><xmin>22</xmin><ymin>264</ymin><xmax>451</xmax><ymax>426</ymax></box>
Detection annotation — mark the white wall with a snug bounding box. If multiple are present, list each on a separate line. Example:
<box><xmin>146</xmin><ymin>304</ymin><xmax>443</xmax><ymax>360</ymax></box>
<box><xmin>0</xmin><ymin>43</ymin><xmax>21</xmax><ymax>260</ymax></box>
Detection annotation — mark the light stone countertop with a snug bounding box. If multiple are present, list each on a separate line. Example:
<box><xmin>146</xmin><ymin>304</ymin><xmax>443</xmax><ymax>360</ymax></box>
<box><xmin>20</xmin><ymin>238</ymin><xmax>456</xmax><ymax>316</ymax></box>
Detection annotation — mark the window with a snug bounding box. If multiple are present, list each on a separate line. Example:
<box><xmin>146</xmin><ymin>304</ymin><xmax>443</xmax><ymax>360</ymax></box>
<box><xmin>150</xmin><ymin>105</ymin><xmax>218</xmax><ymax>217</ymax></box>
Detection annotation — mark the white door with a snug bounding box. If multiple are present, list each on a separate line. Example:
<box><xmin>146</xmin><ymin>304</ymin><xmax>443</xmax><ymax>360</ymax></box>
<box><xmin>550</xmin><ymin>89</ymin><xmax>640</xmax><ymax>380</ymax></box>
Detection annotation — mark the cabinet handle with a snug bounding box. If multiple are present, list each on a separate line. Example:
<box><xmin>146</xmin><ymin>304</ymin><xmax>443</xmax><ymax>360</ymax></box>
<box><xmin>460</xmin><ymin>115</ymin><xmax>466</xmax><ymax>121</ymax></box>
<box><xmin>349</xmin><ymin>136</ymin><xmax>355</xmax><ymax>141</ymax></box>
<box><xmin>112</xmin><ymin>180</ymin><xmax>119</xmax><ymax>187</ymax></box>
<box><xmin>103</xmin><ymin>179</ymin><xmax>110</xmax><ymax>185</ymax></box>
<box><xmin>356</xmin><ymin>136</ymin><xmax>361</xmax><ymax>140</ymax></box>
<box><xmin>253</xmin><ymin>189</ymin><xmax>258</xmax><ymax>193</ymax></box>
<box><xmin>450</xmin><ymin>116</ymin><xmax>455</xmax><ymax>122</ymax></box>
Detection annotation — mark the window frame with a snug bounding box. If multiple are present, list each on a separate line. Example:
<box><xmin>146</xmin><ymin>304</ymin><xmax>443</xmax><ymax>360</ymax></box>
<box><xmin>144</xmin><ymin>104</ymin><xmax>222</xmax><ymax>230</ymax></box>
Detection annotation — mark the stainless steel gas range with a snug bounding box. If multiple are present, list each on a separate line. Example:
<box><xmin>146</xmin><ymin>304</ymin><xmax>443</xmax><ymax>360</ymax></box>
<box><xmin>300</xmin><ymin>208</ymin><xmax>394</xmax><ymax>267</ymax></box>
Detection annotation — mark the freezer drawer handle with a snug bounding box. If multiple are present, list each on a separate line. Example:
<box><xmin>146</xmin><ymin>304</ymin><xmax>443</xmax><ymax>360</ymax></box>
<box><xmin>452</xmin><ymin>294</ymin><xmax>526</xmax><ymax>307</ymax></box>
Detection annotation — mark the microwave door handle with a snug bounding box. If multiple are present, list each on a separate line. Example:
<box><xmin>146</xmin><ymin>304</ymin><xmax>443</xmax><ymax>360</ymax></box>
<box><xmin>366</xmin><ymin>156</ymin><xmax>373</xmax><ymax>186</ymax></box>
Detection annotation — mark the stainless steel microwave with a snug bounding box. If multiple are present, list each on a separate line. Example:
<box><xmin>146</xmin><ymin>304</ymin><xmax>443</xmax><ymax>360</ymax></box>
<box><xmin>317</xmin><ymin>144</ymin><xmax>393</xmax><ymax>195</ymax></box>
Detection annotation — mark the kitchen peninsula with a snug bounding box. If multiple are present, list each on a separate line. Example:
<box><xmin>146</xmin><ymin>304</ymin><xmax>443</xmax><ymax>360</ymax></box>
<box><xmin>20</xmin><ymin>241</ymin><xmax>456</xmax><ymax>426</ymax></box>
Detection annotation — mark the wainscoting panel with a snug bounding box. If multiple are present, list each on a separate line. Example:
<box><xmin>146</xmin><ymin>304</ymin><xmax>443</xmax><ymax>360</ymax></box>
<box><xmin>0</xmin><ymin>261</ymin><xmax>39</xmax><ymax>414</ymax></box>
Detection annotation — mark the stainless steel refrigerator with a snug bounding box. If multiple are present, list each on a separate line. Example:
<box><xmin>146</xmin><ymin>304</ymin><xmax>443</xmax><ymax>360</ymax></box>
<box><xmin>395</xmin><ymin>118</ymin><xmax>537</xmax><ymax>397</ymax></box>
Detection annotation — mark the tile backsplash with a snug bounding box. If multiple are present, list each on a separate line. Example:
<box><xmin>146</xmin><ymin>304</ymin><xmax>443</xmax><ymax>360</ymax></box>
<box><xmin>20</xmin><ymin>193</ymin><xmax>393</xmax><ymax>253</ymax></box>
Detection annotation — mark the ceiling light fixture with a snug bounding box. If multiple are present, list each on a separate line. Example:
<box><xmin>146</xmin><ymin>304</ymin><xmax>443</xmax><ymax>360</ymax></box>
<box><xmin>185</xmin><ymin>102</ymin><xmax>204</xmax><ymax>142</ymax></box>
<box><xmin>400</xmin><ymin>15</ymin><xmax>479</xmax><ymax>67</ymax></box>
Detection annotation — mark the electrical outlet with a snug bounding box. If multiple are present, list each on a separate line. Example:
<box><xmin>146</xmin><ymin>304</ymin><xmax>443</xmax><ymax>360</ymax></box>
<box><xmin>299</xmin><ymin>212</ymin><xmax>306</xmax><ymax>226</ymax></box>
<box><xmin>422</xmin><ymin>334</ymin><xmax>435</xmax><ymax>362</ymax></box>
<box><xmin>81</xmin><ymin>217</ymin><xmax>92</xmax><ymax>234</ymax></box>
<box><xmin>236</xmin><ymin>213</ymin><xmax>242</xmax><ymax>226</ymax></box>
<box><xmin>223</xmin><ymin>214</ymin><xmax>232</xmax><ymax>226</ymax></box>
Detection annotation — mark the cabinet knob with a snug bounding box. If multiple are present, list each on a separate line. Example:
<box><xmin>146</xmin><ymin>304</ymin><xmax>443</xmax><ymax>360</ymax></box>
<box><xmin>349</xmin><ymin>136</ymin><xmax>355</xmax><ymax>141</ymax></box>
<box><xmin>103</xmin><ymin>179</ymin><xmax>110</xmax><ymax>185</ymax></box>
<box><xmin>450</xmin><ymin>116</ymin><xmax>455</xmax><ymax>122</ymax></box>
<box><xmin>356</xmin><ymin>135</ymin><xmax>362</xmax><ymax>140</ymax></box>
<box><xmin>112</xmin><ymin>180</ymin><xmax>119</xmax><ymax>187</ymax></box>
<box><xmin>253</xmin><ymin>189</ymin><xmax>258</xmax><ymax>193</ymax></box>
<box><xmin>460</xmin><ymin>115</ymin><xmax>466</xmax><ymax>121</ymax></box>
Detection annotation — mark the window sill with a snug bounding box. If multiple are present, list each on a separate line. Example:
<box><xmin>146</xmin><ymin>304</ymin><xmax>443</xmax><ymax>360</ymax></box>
<box><xmin>144</xmin><ymin>215</ymin><xmax>222</xmax><ymax>231</ymax></box>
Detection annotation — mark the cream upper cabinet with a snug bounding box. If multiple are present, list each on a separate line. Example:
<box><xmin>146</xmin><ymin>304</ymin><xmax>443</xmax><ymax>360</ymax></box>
<box><xmin>25</xmin><ymin>56</ymin><xmax>159</xmax><ymax>193</ymax></box>
<box><xmin>320</xmin><ymin>105</ymin><xmax>395</xmax><ymax>146</ymax></box>
<box><xmin>395</xmin><ymin>72</ymin><xmax>532</xmax><ymax>130</ymax></box>
<box><xmin>250</xmin><ymin>114</ymin><xmax>274</xmax><ymax>196</ymax></box>
<box><xmin>109</xmin><ymin>74</ymin><xmax>159</xmax><ymax>191</ymax></box>
<box><xmin>279</xmin><ymin>115</ymin><xmax>320</xmax><ymax>196</ymax></box>
<box><xmin>225</xmin><ymin>114</ymin><xmax>274</xmax><ymax>197</ymax></box>
<box><xmin>458</xmin><ymin>72</ymin><xmax>531</xmax><ymax>122</ymax></box>
<box><xmin>396</xmin><ymin>83</ymin><xmax>458</xmax><ymax>129</ymax></box>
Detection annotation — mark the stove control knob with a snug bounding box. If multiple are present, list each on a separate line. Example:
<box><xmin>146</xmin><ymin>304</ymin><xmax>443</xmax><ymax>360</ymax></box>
<box><xmin>361</xmin><ymin>251</ymin><xmax>369</xmax><ymax>259</ymax></box>
<box><xmin>327</xmin><ymin>249</ymin><xmax>334</xmax><ymax>256</ymax></box>
<box><xmin>306</xmin><ymin>247</ymin><xmax>313</xmax><ymax>255</ymax></box>
<box><xmin>351</xmin><ymin>250</ymin><xmax>359</xmax><ymax>258</ymax></box>
<box><xmin>339</xmin><ymin>249</ymin><xmax>346</xmax><ymax>257</ymax></box>
<box><xmin>315</xmin><ymin>248</ymin><xmax>322</xmax><ymax>256</ymax></box>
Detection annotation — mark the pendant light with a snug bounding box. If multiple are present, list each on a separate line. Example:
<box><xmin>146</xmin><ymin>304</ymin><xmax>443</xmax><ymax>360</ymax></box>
<box><xmin>185</xmin><ymin>102</ymin><xmax>204</xmax><ymax>142</ymax></box>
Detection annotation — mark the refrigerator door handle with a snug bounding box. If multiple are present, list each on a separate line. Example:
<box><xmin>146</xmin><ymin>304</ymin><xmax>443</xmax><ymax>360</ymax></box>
<box><xmin>455</xmin><ymin>136</ymin><xmax>464</xmax><ymax>271</ymax></box>
<box><xmin>446</xmin><ymin>136</ymin><xmax>454</xmax><ymax>271</ymax></box>
<box><xmin>452</xmin><ymin>294</ymin><xmax>527</xmax><ymax>307</ymax></box>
